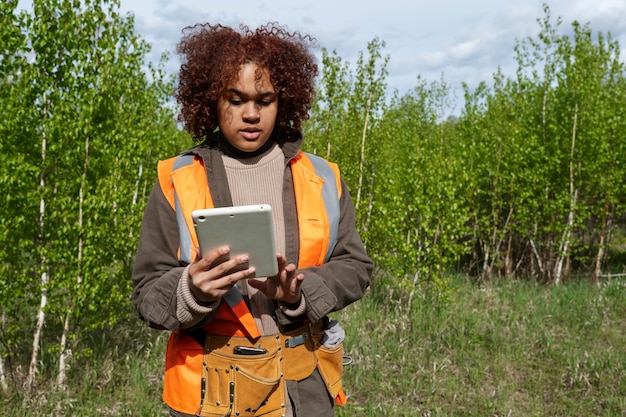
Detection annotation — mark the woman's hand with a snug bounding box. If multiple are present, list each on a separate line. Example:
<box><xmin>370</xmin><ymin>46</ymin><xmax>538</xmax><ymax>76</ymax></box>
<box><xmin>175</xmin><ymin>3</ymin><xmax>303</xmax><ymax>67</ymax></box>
<box><xmin>248</xmin><ymin>253</ymin><xmax>304</xmax><ymax>304</ymax></box>
<box><xmin>188</xmin><ymin>246</ymin><xmax>255</xmax><ymax>303</ymax></box>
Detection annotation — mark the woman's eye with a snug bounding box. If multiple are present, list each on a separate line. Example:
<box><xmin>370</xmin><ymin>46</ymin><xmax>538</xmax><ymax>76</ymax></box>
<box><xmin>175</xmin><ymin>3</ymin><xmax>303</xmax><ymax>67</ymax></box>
<box><xmin>230</xmin><ymin>99</ymin><xmax>243</xmax><ymax>105</ymax></box>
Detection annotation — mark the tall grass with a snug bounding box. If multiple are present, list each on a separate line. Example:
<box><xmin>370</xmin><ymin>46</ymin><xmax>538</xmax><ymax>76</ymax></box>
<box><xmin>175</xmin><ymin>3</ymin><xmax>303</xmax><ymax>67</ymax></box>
<box><xmin>337</xmin><ymin>277</ymin><xmax>626</xmax><ymax>416</ymax></box>
<box><xmin>1</xmin><ymin>276</ymin><xmax>624</xmax><ymax>416</ymax></box>
<box><xmin>0</xmin><ymin>316</ymin><xmax>170</xmax><ymax>416</ymax></box>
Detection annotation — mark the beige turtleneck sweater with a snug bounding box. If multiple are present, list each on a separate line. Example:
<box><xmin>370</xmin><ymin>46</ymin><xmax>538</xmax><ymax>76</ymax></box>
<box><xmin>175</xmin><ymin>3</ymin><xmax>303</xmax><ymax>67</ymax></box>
<box><xmin>222</xmin><ymin>143</ymin><xmax>285</xmax><ymax>335</ymax></box>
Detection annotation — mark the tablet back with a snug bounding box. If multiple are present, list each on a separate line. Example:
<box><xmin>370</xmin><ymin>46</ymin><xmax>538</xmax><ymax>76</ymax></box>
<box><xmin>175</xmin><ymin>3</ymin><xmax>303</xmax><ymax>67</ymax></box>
<box><xmin>191</xmin><ymin>204</ymin><xmax>278</xmax><ymax>277</ymax></box>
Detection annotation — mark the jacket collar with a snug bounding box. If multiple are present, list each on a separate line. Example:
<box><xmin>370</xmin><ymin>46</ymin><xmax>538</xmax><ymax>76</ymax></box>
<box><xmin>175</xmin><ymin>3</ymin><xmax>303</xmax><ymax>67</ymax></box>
<box><xmin>188</xmin><ymin>131</ymin><xmax>303</xmax><ymax>163</ymax></box>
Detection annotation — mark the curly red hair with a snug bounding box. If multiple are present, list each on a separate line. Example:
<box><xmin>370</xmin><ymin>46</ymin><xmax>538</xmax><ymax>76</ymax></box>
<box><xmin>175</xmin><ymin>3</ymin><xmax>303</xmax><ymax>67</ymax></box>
<box><xmin>175</xmin><ymin>22</ymin><xmax>318</xmax><ymax>144</ymax></box>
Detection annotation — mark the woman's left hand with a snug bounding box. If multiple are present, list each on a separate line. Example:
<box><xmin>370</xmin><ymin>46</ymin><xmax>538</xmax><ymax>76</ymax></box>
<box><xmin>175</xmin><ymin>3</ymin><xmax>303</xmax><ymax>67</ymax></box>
<box><xmin>247</xmin><ymin>253</ymin><xmax>303</xmax><ymax>304</ymax></box>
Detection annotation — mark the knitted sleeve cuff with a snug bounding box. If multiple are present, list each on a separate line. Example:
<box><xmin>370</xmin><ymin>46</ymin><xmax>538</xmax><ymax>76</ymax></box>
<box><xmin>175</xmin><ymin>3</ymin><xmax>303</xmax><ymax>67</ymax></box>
<box><xmin>176</xmin><ymin>265</ymin><xmax>220</xmax><ymax>327</ymax></box>
<box><xmin>278</xmin><ymin>294</ymin><xmax>307</xmax><ymax>317</ymax></box>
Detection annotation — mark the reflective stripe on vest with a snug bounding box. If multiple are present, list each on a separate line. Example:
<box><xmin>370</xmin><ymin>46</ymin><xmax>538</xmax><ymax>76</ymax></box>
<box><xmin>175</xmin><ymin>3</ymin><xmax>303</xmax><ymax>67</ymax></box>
<box><xmin>172</xmin><ymin>155</ymin><xmax>195</xmax><ymax>264</ymax></box>
<box><xmin>158</xmin><ymin>149</ymin><xmax>341</xmax><ymax>414</ymax></box>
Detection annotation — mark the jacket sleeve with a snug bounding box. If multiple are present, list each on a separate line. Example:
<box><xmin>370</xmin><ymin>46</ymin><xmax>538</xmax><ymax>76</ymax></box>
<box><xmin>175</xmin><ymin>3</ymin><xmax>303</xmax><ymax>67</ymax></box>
<box><xmin>131</xmin><ymin>182</ymin><xmax>182</xmax><ymax>331</ymax></box>
<box><xmin>281</xmin><ymin>179</ymin><xmax>373</xmax><ymax>323</ymax></box>
<box><xmin>131</xmin><ymin>182</ymin><xmax>217</xmax><ymax>332</ymax></box>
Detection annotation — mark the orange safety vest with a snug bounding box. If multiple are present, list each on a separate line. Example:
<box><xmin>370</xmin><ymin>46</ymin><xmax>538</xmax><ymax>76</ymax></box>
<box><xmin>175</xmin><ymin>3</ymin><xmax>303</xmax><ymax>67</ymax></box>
<box><xmin>157</xmin><ymin>149</ymin><xmax>342</xmax><ymax>414</ymax></box>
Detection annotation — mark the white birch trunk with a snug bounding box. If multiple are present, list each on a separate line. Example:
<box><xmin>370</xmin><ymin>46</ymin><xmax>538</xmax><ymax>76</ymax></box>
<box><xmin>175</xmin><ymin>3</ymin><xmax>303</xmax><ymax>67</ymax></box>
<box><xmin>57</xmin><ymin>135</ymin><xmax>89</xmax><ymax>387</ymax></box>
<box><xmin>56</xmin><ymin>312</ymin><xmax>71</xmax><ymax>387</ymax></box>
<box><xmin>27</xmin><ymin>275</ymin><xmax>47</xmax><ymax>390</ymax></box>
<box><xmin>132</xmin><ymin>159</ymin><xmax>143</xmax><ymax>207</ymax></box>
<box><xmin>592</xmin><ymin>199</ymin><xmax>611</xmax><ymax>284</ymax></box>
<box><xmin>113</xmin><ymin>156</ymin><xmax>120</xmax><ymax>225</ymax></box>
<box><xmin>27</xmin><ymin>93</ymin><xmax>49</xmax><ymax>390</ymax></box>
<box><xmin>0</xmin><ymin>356</ymin><xmax>6</xmax><ymax>394</ymax></box>
<box><xmin>554</xmin><ymin>189</ymin><xmax>577</xmax><ymax>284</ymax></box>
<box><xmin>355</xmin><ymin>92</ymin><xmax>372</xmax><ymax>210</ymax></box>
<box><xmin>529</xmin><ymin>236</ymin><xmax>544</xmax><ymax>276</ymax></box>
<box><xmin>504</xmin><ymin>234</ymin><xmax>513</xmax><ymax>278</ymax></box>
<box><xmin>488</xmin><ymin>206</ymin><xmax>514</xmax><ymax>278</ymax></box>
<box><xmin>593</xmin><ymin>230</ymin><xmax>606</xmax><ymax>284</ymax></box>
<box><xmin>482</xmin><ymin>241</ymin><xmax>491</xmax><ymax>281</ymax></box>
<box><xmin>0</xmin><ymin>313</ymin><xmax>7</xmax><ymax>393</ymax></box>
<box><xmin>554</xmin><ymin>103</ymin><xmax>579</xmax><ymax>285</ymax></box>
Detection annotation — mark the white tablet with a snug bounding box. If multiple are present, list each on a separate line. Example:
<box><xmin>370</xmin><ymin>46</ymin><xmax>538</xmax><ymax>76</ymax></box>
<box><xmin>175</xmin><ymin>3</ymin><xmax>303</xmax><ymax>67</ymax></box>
<box><xmin>191</xmin><ymin>204</ymin><xmax>278</xmax><ymax>278</ymax></box>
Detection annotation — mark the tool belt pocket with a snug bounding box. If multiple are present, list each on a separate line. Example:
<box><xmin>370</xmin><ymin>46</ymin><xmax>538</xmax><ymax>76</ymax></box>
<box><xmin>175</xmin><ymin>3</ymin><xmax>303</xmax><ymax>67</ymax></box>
<box><xmin>199</xmin><ymin>336</ymin><xmax>284</xmax><ymax>417</ymax></box>
<box><xmin>315</xmin><ymin>341</ymin><xmax>344</xmax><ymax>399</ymax></box>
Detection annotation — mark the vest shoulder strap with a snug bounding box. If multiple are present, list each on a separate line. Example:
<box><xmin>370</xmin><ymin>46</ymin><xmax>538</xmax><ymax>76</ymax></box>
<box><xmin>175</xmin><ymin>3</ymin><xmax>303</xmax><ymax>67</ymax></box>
<box><xmin>172</xmin><ymin>154</ymin><xmax>196</xmax><ymax>264</ymax></box>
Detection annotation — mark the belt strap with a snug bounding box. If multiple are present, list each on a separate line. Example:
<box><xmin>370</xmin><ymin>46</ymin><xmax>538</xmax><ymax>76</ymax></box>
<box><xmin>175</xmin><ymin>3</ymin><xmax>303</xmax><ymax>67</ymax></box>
<box><xmin>186</xmin><ymin>328</ymin><xmax>312</xmax><ymax>349</ymax></box>
<box><xmin>285</xmin><ymin>332</ymin><xmax>308</xmax><ymax>348</ymax></box>
<box><xmin>187</xmin><ymin>321</ymin><xmax>324</xmax><ymax>348</ymax></box>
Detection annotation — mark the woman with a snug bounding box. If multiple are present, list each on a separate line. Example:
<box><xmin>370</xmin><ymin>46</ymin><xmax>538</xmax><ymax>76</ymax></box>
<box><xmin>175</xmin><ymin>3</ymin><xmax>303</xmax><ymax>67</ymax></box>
<box><xmin>132</xmin><ymin>22</ymin><xmax>373</xmax><ymax>417</ymax></box>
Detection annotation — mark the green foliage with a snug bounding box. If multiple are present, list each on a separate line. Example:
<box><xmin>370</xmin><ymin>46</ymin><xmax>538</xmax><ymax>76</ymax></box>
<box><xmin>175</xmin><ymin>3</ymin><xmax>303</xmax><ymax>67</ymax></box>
<box><xmin>0</xmin><ymin>0</ymin><xmax>188</xmax><ymax>389</ymax></box>
<box><xmin>458</xmin><ymin>5</ymin><xmax>626</xmax><ymax>281</ymax></box>
<box><xmin>306</xmin><ymin>37</ymin><xmax>389</xmax><ymax>192</ymax></box>
<box><xmin>368</xmin><ymin>77</ymin><xmax>470</xmax><ymax>289</ymax></box>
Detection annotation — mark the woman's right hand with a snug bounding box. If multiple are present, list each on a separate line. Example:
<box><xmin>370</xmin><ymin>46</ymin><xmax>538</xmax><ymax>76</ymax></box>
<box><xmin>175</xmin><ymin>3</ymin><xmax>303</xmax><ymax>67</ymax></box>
<box><xmin>188</xmin><ymin>246</ymin><xmax>255</xmax><ymax>303</ymax></box>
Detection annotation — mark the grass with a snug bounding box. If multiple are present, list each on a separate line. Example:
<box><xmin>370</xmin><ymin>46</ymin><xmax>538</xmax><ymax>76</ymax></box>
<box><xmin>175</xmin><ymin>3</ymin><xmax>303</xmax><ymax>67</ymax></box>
<box><xmin>1</xmin><ymin>276</ymin><xmax>625</xmax><ymax>416</ymax></box>
<box><xmin>337</xmin><ymin>277</ymin><xmax>626</xmax><ymax>416</ymax></box>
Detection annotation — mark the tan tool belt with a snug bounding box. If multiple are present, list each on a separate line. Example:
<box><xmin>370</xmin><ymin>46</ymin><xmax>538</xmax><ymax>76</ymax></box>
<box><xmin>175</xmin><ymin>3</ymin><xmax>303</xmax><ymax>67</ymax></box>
<box><xmin>197</xmin><ymin>321</ymin><xmax>344</xmax><ymax>417</ymax></box>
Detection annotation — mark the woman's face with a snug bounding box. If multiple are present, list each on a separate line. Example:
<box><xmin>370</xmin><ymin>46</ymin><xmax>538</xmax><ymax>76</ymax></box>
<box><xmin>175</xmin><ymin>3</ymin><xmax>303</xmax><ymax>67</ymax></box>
<box><xmin>217</xmin><ymin>63</ymin><xmax>278</xmax><ymax>152</ymax></box>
